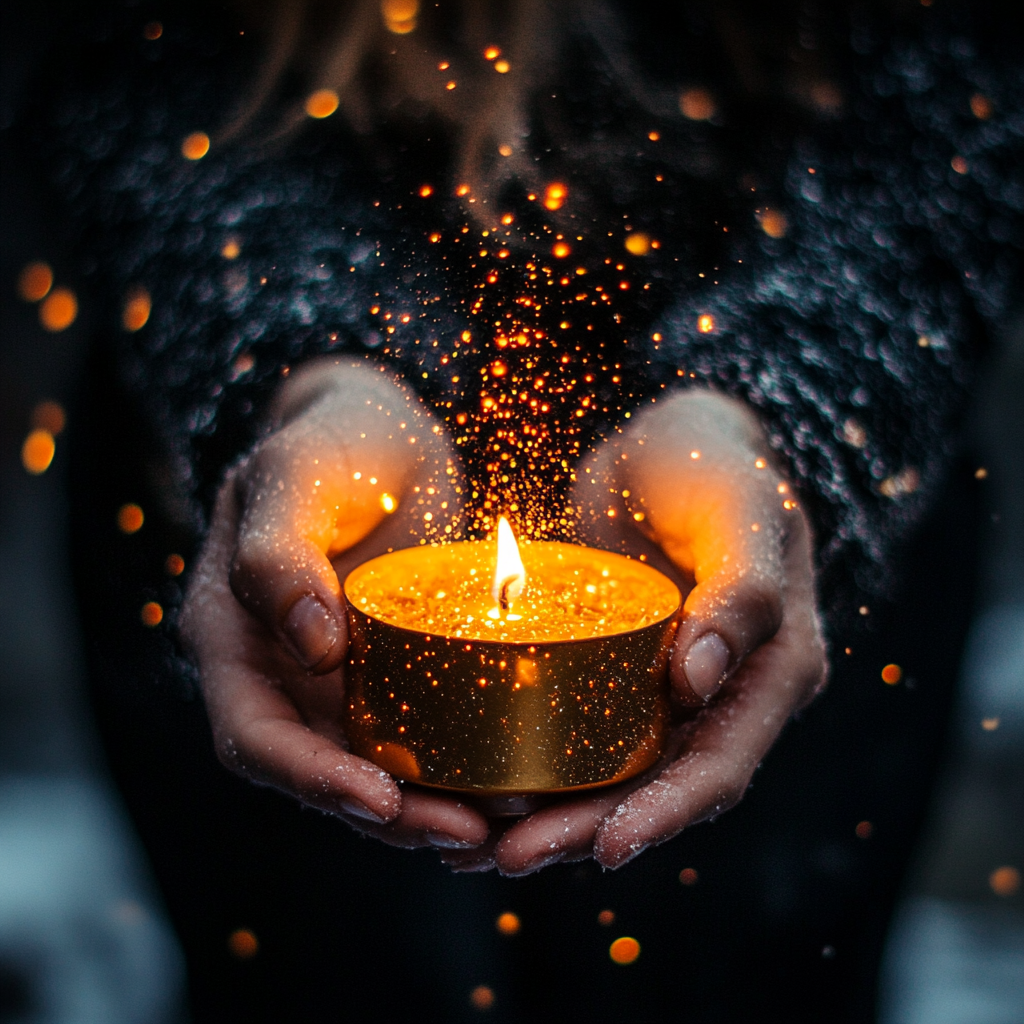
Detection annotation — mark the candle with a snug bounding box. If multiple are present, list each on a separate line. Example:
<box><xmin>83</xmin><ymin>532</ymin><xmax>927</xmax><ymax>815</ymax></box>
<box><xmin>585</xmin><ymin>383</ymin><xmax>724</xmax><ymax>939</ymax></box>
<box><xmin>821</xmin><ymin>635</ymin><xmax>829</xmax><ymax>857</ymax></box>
<box><xmin>343</xmin><ymin>519</ymin><xmax>681</xmax><ymax>795</ymax></box>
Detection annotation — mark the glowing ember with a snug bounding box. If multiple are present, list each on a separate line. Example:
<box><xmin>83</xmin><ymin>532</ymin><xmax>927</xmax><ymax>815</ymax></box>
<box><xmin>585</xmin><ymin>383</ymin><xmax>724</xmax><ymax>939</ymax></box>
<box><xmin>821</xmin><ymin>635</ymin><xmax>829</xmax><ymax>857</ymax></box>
<box><xmin>305</xmin><ymin>89</ymin><xmax>340</xmax><ymax>119</ymax></box>
<box><xmin>609</xmin><ymin>936</ymin><xmax>641</xmax><ymax>964</ymax></box>
<box><xmin>181</xmin><ymin>132</ymin><xmax>210</xmax><ymax>160</ymax></box>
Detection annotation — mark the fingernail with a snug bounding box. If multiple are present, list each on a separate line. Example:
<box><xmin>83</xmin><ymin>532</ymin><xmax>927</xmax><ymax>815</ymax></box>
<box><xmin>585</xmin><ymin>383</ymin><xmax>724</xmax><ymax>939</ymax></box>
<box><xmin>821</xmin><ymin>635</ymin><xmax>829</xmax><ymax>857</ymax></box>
<box><xmin>684</xmin><ymin>632</ymin><xmax>731</xmax><ymax>702</ymax></box>
<box><xmin>426</xmin><ymin>832</ymin><xmax>477</xmax><ymax>850</ymax></box>
<box><xmin>337</xmin><ymin>797</ymin><xmax>386</xmax><ymax>824</ymax></box>
<box><xmin>283</xmin><ymin>594</ymin><xmax>339</xmax><ymax>669</ymax></box>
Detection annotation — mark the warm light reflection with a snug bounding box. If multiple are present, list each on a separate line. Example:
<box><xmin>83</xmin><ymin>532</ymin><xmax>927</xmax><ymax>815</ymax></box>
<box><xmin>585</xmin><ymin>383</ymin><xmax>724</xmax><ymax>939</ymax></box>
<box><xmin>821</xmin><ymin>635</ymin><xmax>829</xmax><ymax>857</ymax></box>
<box><xmin>492</xmin><ymin>516</ymin><xmax>525</xmax><ymax>611</ymax></box>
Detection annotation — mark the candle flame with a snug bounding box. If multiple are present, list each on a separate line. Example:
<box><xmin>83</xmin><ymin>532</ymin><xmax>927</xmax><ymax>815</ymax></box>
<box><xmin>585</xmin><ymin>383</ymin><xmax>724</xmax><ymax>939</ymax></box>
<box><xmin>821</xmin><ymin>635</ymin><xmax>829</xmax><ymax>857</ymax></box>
<box><xmin>492</xmin><ymin>516</ymin><xmax>526</xmax><ymax>611</ymax></box>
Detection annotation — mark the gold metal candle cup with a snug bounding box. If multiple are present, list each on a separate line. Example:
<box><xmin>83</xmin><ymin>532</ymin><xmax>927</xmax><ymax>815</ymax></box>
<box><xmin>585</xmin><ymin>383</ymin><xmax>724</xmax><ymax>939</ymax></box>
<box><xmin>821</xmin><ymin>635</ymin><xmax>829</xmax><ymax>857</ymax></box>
<box><xmin>342</xmin><ymin>541</ymin><xmax>681</xmax><ymax>795</ymax></box>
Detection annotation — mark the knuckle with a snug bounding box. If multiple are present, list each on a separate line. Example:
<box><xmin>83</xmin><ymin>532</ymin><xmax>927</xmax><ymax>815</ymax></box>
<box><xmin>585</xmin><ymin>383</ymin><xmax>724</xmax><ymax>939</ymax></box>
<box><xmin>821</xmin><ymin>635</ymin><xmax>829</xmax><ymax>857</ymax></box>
<box><xmin>741</xmin><ymin>574</ymin><xmax>784</xmax><ymax>639</ymax></box>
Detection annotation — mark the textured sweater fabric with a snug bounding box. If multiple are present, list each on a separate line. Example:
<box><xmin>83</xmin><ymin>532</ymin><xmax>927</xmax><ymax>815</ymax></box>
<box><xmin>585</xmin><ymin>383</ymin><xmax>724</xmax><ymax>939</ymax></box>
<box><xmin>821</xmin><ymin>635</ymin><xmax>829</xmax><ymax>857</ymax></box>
<box><xmin>41</xmin><ymin>3</ymin><xmax>1023</xmax><ymax>619</ymax></box>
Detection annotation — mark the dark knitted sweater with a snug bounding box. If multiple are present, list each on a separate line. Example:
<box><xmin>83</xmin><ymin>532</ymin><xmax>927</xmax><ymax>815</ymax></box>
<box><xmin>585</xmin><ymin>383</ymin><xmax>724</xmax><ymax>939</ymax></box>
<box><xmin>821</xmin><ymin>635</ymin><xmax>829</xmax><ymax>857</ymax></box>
<box><xmin>41</xmin><ymin>3</ymin><xmax>1023</xmax><ymax>619</ymax></box>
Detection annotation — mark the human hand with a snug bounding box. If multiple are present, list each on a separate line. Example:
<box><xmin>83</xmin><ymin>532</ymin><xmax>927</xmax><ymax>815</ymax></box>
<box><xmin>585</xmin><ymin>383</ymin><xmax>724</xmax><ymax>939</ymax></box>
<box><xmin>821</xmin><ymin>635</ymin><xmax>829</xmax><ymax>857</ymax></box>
<box><xmin>445</xmin><ymin>390</ymin><xmax>827</xmax><ymax>874</ymax></box>
<box><xmin>180</xmin><ymin>358</ymin><xmax>489</xmax><ymax>850</ymax></box>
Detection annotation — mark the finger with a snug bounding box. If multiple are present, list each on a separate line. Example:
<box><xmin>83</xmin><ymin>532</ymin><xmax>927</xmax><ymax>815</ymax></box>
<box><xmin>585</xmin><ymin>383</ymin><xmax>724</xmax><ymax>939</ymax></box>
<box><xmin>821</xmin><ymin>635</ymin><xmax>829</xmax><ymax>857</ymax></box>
<box><xmin>338</xmin><ymin>788</ymin><xmax>490</xmax><ymax>851</ymax></box>
<box><xmin>492</xmin><ymin>784</ymin><xmax>635</xmax><ymax>876</ymax></box>
<box><xmin>594</xmin><ymin>525</ymin><xmax>825</xmax><ymax>868</ymax></box>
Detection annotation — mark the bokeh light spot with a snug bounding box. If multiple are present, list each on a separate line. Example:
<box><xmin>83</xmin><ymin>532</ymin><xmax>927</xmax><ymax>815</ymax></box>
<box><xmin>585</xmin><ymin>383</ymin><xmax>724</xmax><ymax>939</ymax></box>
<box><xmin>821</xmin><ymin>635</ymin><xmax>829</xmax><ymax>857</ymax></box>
<box><xmin>470</xmin><ymin>985</ymin><xmax>495</xmax><ymax>1010</ymax></box>
<box><xmin>21</xmin><ymin>430</ymin><xmax>55</xmax><ymax>475</ymax></box>
<box><xmin>305</xmin><ymin>89</ymin><xmax>340</xmax><ymax>119</ymax></box>
<box><xmin>31</xmin><ymin>400</ymin><xmax>65</xmax><ymax>436</ymax></box>
<box><xmin>143</xmin><ymin>21</ymin><xmax>163</xmax><ymax>40</ymax></box>
<box><xmin>18</xmin><ymin>261</ymin><xmax>53</xmax><ymax>302</ymax></box>
<box><xmin>496</xmin><ymin>912</ymin><xmax>520</xmax><ymax>935</ymax></box>
<box><xmin>181</xmin><ymin>132</ymin><xmax>210</xmax><ymax>160</ymax></box>
<box><xmin>165</xmin><ymin>553</ymin><xmax>185</xmax><ymax>576</ymax></box>
<box><xmin>140</xmin><ymin>601</ymin><xmax>163</xmax><ymax>627</ymax></box>
<box><xmin>382</xmin><ymin>0</ymin><xmax>418</xmax><ymax>34</ymax></box>
<box><xmin>39</xmin><ymin>288</ymin><xmax>77</xmax><ymax>331</ymax></box>
<box><xmin>625</xmin><ymin>233</ymin><xmax>650</xmax><ymax>255</ymax></box>
<box><xmin>122</xmin><ymin>287</ymin><xmax>151</xmax><ymax>332</ymax></box>
<box><xmin>679</xmin><ymin>88</ymin><xmax>716</xmax><ymax>121</ymax></box>
<box><xmin>609</xmin><ymin>936</ymin><xmax>641</xmax><ymax>964</ymax></box>
<box><xmin>970</xmin><ymin>93</ymin><xmax>993</xmax><ymax>119</ymax></box>
<box><xmin>118</xmin><ymin>503</ymin><xmax>145</xmax><ymax>534</ymax></box>
<box><xmin>679</xmin><ymin>868</ymin><xmax>698</xmax><ymax>885</ymax></box>
<box><xmin>855</xmin><ymin>821</ymin><xmax>873</xmax><ymax>839</ymax></box>
<box><xmin>597</xmin><ymin>909</ymin><xmax>615</xmax><ymax>926</ymax></box>
<box><xmin>758</xmin><ymin>209</ymin><xmax>789</xmax><ymax>238</ymax></box>
<box><xmin>552</xmin><ymin>242</ymin><xmax>570</xmax><ymax>258</ymax></box>
<box><xmin>990</xmin><ymin>866</ymin><xmax>1020</xmax><ymax>897</ymax></box>
<box><xmin>544</xmin><ymin>183</ymin><xmax>567</xmax><ymax>211</ymax></box>
<box><xmin>698</xmin><ymin>314</ymin><xmax>714</xmax><ymax>333</ymax></box>
<box><xmin>881</xmin><ymin>664</ymin><xmax>902</xmax><ymax>685</ymax></box>
<box><xmin>228</xmin><ymin>928</ymin><xmax>259</xmax><ymax>958</ymax></box>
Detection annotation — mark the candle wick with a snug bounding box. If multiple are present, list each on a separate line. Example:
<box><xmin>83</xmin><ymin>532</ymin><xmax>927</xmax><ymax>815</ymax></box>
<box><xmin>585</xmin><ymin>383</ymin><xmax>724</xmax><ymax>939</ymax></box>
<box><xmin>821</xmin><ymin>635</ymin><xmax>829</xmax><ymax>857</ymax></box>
<box><xmin>498</xmin><ymin>575</ymin><xmax>517</xmax><ymax>613</ymax></box>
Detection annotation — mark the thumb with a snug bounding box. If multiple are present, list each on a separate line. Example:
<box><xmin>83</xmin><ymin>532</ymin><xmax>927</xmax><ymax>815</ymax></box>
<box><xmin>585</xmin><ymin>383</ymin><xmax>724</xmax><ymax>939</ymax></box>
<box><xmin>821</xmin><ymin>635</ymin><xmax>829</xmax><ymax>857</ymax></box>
<box><xmin>229</xmin><ymin>425</ymin><xmax>397</xmax><ymax>674</ymax></box>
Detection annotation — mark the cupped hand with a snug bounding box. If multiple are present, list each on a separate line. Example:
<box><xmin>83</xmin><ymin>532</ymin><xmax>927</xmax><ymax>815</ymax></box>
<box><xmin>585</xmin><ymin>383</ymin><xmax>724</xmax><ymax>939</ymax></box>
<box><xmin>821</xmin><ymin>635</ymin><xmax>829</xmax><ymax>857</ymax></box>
<box><xmin>444</xmin><ymin>390</ymin><xmax>827</xmax><ymax>874</ymax></box>
<box><xmin>180</xmin><ymin>358</ymin><xmax>489</xmax><ymax>851</ymax></box>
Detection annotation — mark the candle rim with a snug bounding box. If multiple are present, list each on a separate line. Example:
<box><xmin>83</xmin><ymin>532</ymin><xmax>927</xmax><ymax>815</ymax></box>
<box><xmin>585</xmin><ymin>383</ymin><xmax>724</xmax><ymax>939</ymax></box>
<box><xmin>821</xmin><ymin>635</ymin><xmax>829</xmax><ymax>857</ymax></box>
<box><xmin>342</xmin><ymin>538</ymin><xmax>682</xmax><ymax>645</ymax></box>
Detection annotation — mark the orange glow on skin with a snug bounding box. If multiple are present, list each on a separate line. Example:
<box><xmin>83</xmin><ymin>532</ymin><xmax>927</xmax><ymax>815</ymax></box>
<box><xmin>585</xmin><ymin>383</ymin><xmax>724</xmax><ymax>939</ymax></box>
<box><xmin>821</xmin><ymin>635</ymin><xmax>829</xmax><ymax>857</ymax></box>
<box><xmin>18</xmin><ymin>261</ymin><xmax>53</xmax><ymax>302</ymax></box>
<box><xmin>39</xmin><ymin>288</ymin><xmax>77</xmax><ymax>332</ymax></box>
<box><xmin>21</xmin><ymin>430</ymin><xmax>55</xmax><ymax>475</ymax></box>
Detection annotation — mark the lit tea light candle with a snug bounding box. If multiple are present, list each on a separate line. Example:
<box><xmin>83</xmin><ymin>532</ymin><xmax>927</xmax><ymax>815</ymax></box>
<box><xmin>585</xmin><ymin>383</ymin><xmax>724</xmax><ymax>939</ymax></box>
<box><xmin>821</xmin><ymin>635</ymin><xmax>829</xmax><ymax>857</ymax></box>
<box><xmin>343</xmin><ymin>518</ymin><xmax>681</xmax><ymax>795</ymax></box>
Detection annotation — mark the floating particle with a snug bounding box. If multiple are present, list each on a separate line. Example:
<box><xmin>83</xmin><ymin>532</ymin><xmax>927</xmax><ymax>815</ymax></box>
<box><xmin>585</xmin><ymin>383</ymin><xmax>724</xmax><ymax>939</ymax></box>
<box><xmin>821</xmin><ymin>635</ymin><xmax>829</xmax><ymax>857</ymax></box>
<box><xmin>31</xmin><ymin>401</ymin><xmax>65</xmax><ymax>436</ymax></box>
<box><xmin>446</xmin><ymin>80</ymin><xmax>457</xmax><ymax>90</ymax></box>
<box><xmin>881</xmin><ymin>664</ymin><xmax>902</xmax><ymax>685</ymax></box>
<box><xmin>975</xmin><ymin>467</ymin><xmax>988</xmax><ymax>479</ymax></box>
<box><xmin>140</xmin><ymin>601</ymin><xmax>163</xmax><ymax>627</ymax></box>
<box><xmin>609</xmin><ymin>936</ymin><xmax>641</xmax><ymax>964</ymax></box>
<box><xmin>989</xmin><ymin>866</ymin><xmax>1020</xmax><ymax>897</ymax></box>
<box><xmin>552</xmin><ymin>242</ymin><xmax>571</xmax><ymax>258</ymax></box>
<box><xmin>758</xmin><ymin>208</ymin><xmax>788</xmax><ymax>239</ymax></box>
<box><xmin>118</xmin><ymin>503</ymin><xmax>145</xmax><ymax>534</ymax></box>
<box><xmin>484</xmin><ymin>46</ymin><xmax>500</xmax><ymax>60</ymax></box>
<box><xmin>18</xmin><ymin>261</ymin><xmax>53</xmax><ymax>302</ymax></box>
<box><xmin>822</xmin><ymin>945</ymin><xmax>836</xmax><ymax>959</ymax></box>
<box><xmin>809</xmin><ymin>81</ymin><xmax>844</xmax><ymax>114</ymax></box>
<box><xmin>181</xmin><ymin>132</ymin><xmax>210</xmax><ymax>160</ymax></box>
<box><xmin>544</xmin><ymin>183</ymin><xmax>567</xmax><ymax>211</ymax></box>
<box><xmin>380</xmin><ymin>493</ymin><xmax>397</xmax><ymax>513</ymax></box>
<box><xmin>305</xmin><ymin>89</ymin><xmax>340</xmax><ymax>119</ymax></box>
<box><xmin>419</xmin><ymin>184</ymin><xmax>434</xmax><ymax>197</ymax></box>
<box><xmin>697</xmin><ymin>314</ymin><xmax>714</xmax><ymax>333</ymax></box>
<box><xmin>496</xmin><ymin>912</ymin><xmax>520</xmax><ymax>935</ymax></box>
<box><xmin>494</xmin><ymin>60</ymin><xmax>510</xmax><ymax>74</ymax></box>
<box><xmin>859</xmin><ymin>606</ymin><xmax>870</xmax><ymax>616</ymax></box>
<box><xmin>21</xmin><ymin>429</ymin><xmax>55</xmax><ymax>475</ymax></box>
<box><xmin>39</xmin><ymin>288</ymin><xmax>77</xmax><ymax>331</ymax></box>
<box><xmin>165</xmin><ymin>554</ymin><xmax>185</xmax><ymax>577</ymax></box>
<box><xmin>142</xmin><ymin>21</ymin><xmax>162</xmax><ymax>40</ymax></box>
<box><xmin>679</xmin><ymin>88</ymin><xmax>716</xmax><ymax>121</ymax></box>
<box><xmin>855</xmin><ymin>821</ymin><xmax>873</xmax><ymax>839</ymax></box>
<box><xmin>228</xmin><ymin>928</ymin><xmax>259</xmax><ymax>959</ymax></box>
<box><xmin>597</xmin><ymin>909</ymin><xmax>615</xmax><ymax>926</ymax></box>
<box><xmin>970</xmin><ymin>93</ymin><xmax>993</xmax><ymax>119</ymax></box>
<box><xmin>122</xmin><ymin>286</ymin><xmax>151</xmax><ymax>332</ymax></box>
<box><xmin>981</xmin><ymin>717</ymin><xmax>999</xmax><ymax>731</ymax></box>
<box><xmin>679</xmin><ymin>868</ymin><xmax>698</xmax><ymax>885</ymax></box>
<box><xmin>221</xmin><ymin>239</ymin><xmax>241</xmax><ymax>259</ymax></box>
<box><xmin>648</xmin><ymin>131</ymin><xmax>660</xmax><ymax>141</ymax></box>
<box><xmin>498</xmin><ymin>144</ymin><xmax>513</xmax><ymax>157</ymax></box>
<box><xmin>625</xmin><ymin>233</ymin><xmax>650</xmax><ymax>255</ymax></box>
<box><xmin>951</xmin><ymin>155</ymin><xmax>968</xmax><ymax>175</ymax></box>
<box><xmin>470</xmin><ymin>985</ymin><xmax>495</xmax><ymax>1010</ymax></box>
<box><xmin>382</xmin><ymin>0</ymin><xmax>418</xmax><ymax>34</ymax></box>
